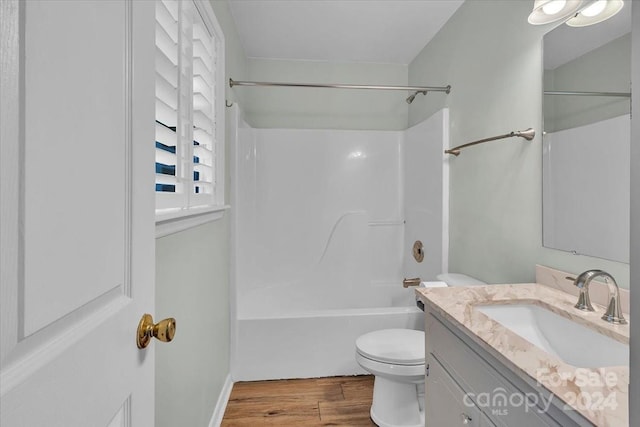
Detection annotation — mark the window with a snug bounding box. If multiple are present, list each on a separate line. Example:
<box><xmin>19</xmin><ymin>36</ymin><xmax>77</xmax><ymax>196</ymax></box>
<box><xmin>155</xmin><ymin>0</ymin><xmax>225</xmax><ymax>221</ymax></box>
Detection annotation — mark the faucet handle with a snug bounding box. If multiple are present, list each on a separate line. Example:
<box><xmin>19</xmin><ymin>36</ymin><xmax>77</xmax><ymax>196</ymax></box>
<box><xmin>602</xmin><ymin>296</ymin><xmax>627</xmax><ymax>324</ymax></box>
<box><xmin>573</xmin><ymin>271</ymin><xmax>596</xmax><ymax>312</ymax></box>
<box><xmin>600</xmin><ymin>276</ymin><xmax>627</xmax><ymax>325</ymax></box>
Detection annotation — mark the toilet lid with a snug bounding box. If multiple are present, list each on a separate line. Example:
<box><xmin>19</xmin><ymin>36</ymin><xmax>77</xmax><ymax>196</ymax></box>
<box><xmin>356</xmin><ymin>329</ymin><xmax>425</xmax><ymax>365</ymax></box>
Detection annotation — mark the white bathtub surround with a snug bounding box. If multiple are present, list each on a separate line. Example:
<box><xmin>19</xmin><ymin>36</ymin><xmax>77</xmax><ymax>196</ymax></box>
<box><xmin>404</xmin><ymin>109</ymin><xmax>449</xmax><ymax>280</ymax></box>
<box><xmin>235</xmin><ymin>127</ymin><xmax>405</xmax><ymax>295</ymax></box>
<box><xmin>231</xmin><ymin>107</ymin><xmax>450</xmax><ymax>380</ymax></box>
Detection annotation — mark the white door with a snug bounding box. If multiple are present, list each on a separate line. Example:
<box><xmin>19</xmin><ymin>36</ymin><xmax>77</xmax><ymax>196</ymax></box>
<box><xmin>1</xmin><ymin>1</ymin><xmax>157</xmax><ymax>426</ymax></box>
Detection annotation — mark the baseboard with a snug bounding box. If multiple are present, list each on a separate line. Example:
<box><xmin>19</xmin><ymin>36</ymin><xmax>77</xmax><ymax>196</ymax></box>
<box><xmin>208</xmin><ymin>374</ymin><xmax>234</xmax><ymax>427</ymax></box>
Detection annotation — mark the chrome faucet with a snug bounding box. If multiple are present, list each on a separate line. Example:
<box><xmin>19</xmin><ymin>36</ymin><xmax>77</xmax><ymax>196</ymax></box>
<box><xmin>403</xmin><ymin>277</ymin><xmax>421</xmax><ymax>288</ymax></box>
<box><xmin>573</xmin><ymin>270</ymin><xmax>627</xmax><ymax>325</ymax></box>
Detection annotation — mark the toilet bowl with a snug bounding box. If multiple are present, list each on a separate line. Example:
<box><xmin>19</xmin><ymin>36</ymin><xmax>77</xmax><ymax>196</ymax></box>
<box><xmin>356</xmin><ymin>273</ymin><xmax>486</xmax><ymax>427</ymax></box>
<box><xmin>356</xmin><ymin>329</ymin><xmax>425</xmax><ymax>427</ymax></box>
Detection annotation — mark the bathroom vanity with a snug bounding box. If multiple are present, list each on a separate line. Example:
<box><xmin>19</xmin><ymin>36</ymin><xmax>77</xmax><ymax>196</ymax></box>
<box><xmin>416</xmin><ymin>283</ymin><xmax>629</xmax><ymax>427</ymax></box>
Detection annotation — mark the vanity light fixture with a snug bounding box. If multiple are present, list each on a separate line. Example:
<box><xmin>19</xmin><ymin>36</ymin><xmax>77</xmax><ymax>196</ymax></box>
<box><xmin>565</xmin><ymin>0</ymin><xmax>624</xmax><ymax>27</ymax></box>
<box><xmin>527</xmin><ymin>0</ymin><xmax>585</xmax><ymax>25</ymax></box>
<box><xmin>527</xmin><ymin>0</ymin><xmax>624</xmax><ymax>27</ymax></box>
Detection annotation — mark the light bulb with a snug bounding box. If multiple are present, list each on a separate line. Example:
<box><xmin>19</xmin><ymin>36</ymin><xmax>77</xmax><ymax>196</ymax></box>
<box><xmin>581</xmin><ymin>0</ymin><xmax>607</xmax><ymax>17</ymax></box>
<box><xmin>542</xmin><ymin>0</ymin><xmax>567</xmax><ymax>15</ymax></box>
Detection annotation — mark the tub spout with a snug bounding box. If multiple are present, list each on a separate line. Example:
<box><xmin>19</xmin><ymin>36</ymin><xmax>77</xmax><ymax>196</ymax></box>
<box><xmin>403</xmin><ymin>277</ymin><xmax>421</xmax><ymax>288</ymax></box>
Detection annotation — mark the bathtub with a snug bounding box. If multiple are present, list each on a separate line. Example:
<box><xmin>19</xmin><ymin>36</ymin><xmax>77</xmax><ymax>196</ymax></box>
<box><xmin>229</xmin><ymin>106</ymin><xmax>449</xmax><ymax>382</ymax></box>
<box><xmin>232</xmin><ymin>283</ymin><xmax>424</xmax><ymax>381</ymax></box>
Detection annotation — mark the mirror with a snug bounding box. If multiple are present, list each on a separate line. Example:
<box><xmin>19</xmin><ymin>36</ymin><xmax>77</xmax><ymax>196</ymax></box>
<box><xmin>542</xmin><ymin>5</ymin><xmax>632</xmax><ymax>263</ymax></box>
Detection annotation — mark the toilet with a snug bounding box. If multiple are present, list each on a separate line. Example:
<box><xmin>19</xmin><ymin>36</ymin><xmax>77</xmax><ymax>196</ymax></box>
<box><xmin>355</xmin><ymin>273</ymin><xmax>486</xmax><ymax>427</ymax></box>
<box><xmin>436</xmin><ymin>273</ymin><xmax>487</xmax><ymax>287</ymax></box>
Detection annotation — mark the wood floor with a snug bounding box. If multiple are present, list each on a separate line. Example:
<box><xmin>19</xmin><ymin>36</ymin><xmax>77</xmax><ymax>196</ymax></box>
<box><xmin>221</xmin><ymin>375</ymin><xmax>376</xmax><ymax>426</ymax></box>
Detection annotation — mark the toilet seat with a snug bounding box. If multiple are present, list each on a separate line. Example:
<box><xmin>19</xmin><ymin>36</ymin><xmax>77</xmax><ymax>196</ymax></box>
<box><xmin>356</xmin><ymin>329</ymin><xmax>424</xmax><ymax>365</ymax></box>
<box><xmin>355</xmin><ymin>352</ymin><xmax>425</xmax><ymax>380</ymax></box>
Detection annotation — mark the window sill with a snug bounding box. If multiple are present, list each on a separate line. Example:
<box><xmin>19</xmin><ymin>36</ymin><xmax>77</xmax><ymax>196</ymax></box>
<box><xmin>155</xmin><ymin>205</ymin><xmax>230</xmax><ymax>238</ymax></box>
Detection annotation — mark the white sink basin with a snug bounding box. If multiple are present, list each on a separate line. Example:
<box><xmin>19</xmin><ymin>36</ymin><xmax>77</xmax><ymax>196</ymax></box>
<box><xmin>476</xmin><ymin>304</ymin><xmax>629</xmax><ymax>368</ymax></box>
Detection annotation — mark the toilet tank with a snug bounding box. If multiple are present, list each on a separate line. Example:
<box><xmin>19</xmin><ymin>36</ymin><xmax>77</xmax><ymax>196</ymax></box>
<box><xmin>436</xmin><ymin>273</ymin><xmax>486</xmax><ymax>287</ymax></box>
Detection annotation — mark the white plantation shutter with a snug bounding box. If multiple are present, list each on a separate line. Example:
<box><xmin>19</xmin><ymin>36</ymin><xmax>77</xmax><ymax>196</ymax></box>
<box><xmin>155</xmin><ymin>0</ymin><xmax>180</xmax><ymax>205</ymax></box>
<box><xmin>155</xmin><ymin>0</ymin><xmax>223</xmax><ymax>214</ymax></box>
<box><xmin>191</xmin><ymin>9</ymin><xmax>216</xmax><ymax>201</ymax></box>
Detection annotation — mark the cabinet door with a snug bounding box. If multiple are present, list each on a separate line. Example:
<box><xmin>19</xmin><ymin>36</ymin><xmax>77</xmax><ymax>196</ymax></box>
<box><xmin>480</xmin><ymin>411</ymin><xmax>498</xmax><ymax>427</ymax></box>
<box><xmin>426</xmin><ymin>355</ymin><xmax>480</xmax><ymax>427</ymax></box>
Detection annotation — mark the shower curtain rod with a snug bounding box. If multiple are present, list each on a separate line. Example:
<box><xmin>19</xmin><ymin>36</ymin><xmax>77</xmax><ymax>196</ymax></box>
<box><xmin>544</xmin><ymin>90</ymin><xmax>631</xmax><ymax>97</ymax></box>
<box><xmin>229</xmin><ymin>78</ymin><xmax>451</xmax><ymax>94</ymax></box>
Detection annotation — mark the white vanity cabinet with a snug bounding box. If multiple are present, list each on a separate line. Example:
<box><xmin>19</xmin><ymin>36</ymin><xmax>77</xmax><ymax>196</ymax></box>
<box><xmin>424</xmin><ymin>309</ymin><xmax>593</xmax><ymax>427</ymax></box>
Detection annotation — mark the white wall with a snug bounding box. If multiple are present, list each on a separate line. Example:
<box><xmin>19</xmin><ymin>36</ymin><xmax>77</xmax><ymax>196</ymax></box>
<box><xmin>408</xmin><ymin>0</ymin><xmax>629</xmax><ymax>287</ymax></box>
<box><xmin>155</xmin><ymin>219</ymin><xmax>230</xmax><ymax>427</ymax></box>
<box><xmin>155</xmin><ymin>1</ymin><xmax>248</xmax><ymax>425</ymax></box>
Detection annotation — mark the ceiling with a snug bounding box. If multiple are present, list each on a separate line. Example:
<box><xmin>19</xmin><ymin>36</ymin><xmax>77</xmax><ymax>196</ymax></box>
<box><xmin>228</xmin><ymin>0</ymin><xmax>465</xmax><ymax>65</ymax></box>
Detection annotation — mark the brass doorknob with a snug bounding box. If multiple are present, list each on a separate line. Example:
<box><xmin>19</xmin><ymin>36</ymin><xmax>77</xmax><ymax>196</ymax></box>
<box><xmin>137</xmin><ymin>313</ymin><xmax>176</xmax><ymax>349</ymax></box>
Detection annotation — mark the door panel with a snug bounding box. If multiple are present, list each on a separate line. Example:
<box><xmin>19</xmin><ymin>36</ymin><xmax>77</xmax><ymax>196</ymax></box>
<box><xmin>23</xmin><ymin>0</ymin><xmax>128</xmax><ymax>335</ymax></box>
<box><xmin>1</xmin><ymin>1</ymin><xmax>156</xmax><ymax>426</ymax></box>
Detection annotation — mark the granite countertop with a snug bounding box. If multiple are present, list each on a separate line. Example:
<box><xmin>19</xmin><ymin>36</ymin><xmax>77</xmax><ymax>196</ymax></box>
<box><xmin>416</xmin><ymin>283</ymin><xmax>629</xmax><ymax>427</ymax></box>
